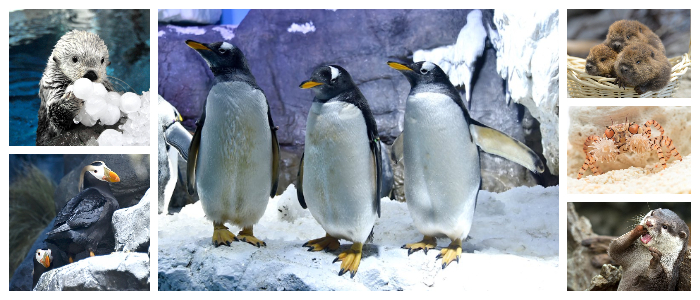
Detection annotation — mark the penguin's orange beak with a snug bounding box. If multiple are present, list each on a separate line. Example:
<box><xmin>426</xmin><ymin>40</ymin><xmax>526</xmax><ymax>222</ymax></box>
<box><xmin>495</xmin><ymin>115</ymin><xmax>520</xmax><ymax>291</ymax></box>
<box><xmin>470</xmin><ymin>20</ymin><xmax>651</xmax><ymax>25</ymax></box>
<box><xmin>186</xmin><ymin>40</ymin><xmax>210</xmax><ymax>51</ymax></box>
<box><xmin>300</xmin><ymin>81</ymin><xmax>323</xmax><ymax>89</ymax></box>
<box><xmin>387</xmin><ymin>61</ymin><xmax>412</xmax><ymax>71</ymax></box>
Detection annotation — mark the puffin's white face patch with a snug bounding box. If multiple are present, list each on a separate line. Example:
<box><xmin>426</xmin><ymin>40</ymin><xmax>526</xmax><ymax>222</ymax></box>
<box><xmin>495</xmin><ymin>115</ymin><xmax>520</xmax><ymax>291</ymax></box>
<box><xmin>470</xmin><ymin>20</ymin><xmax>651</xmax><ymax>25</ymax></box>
<box><xmin>220</xmin><ymin>42</ymin><xmax>234</xmax><ymax>50</ymax></box>
<box><xmin>329</xmin><ymin>66</ymin><xmax>339</xmax><ymax>81</ymax></box>
<box><xmin>421</xmin><ymin>62</ymin><xmax>436</xmax><ymax>72</ymax></box>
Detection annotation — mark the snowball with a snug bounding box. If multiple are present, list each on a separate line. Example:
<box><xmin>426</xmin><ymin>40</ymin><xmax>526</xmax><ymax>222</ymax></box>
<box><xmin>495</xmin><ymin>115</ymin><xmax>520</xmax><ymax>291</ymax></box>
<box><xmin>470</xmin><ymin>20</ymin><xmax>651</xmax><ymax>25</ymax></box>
<box><xmin>85</xmin><ymin>97</ymin><xmax>107</xmax><ymax>116</ymax></box>
<box><xmin>92</xmin><ymin>82</ymin><xmax>108</xmax><ymax>97</ymax></box>
<box><xmin>120</xmin><ymin>92</ymin><xmax>142</xmax><ymax>113</ymax></box>
<box><xmin>72</xmin><ymin>78</ymin><xmax>94</xmax><ymax>99</ymax></box>
<box><xmin>74</xmin><ymin>106</ymin><xmax>97</xmax><ymax>127</ymax></box>
<box><xmin>97</xmin><ymin>129</ymin><xmax>124</xmax><ymax>146</ymax></box>
<box><xmin>99</xmin><ymin>104</ymin><xmax>121</xmax><ymax>126</ymax></box>
<box><xmin>106</xmin><ymin>91</ymin><xmax>121</xmax><ymax>106</ymax></box>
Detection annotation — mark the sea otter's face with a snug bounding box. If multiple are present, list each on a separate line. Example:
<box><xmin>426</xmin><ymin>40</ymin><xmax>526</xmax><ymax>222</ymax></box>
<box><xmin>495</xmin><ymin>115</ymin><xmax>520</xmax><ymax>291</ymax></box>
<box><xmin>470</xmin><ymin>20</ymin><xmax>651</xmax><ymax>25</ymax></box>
<box><xmin>639</xmin><ymin>208</ymin><xmax>688</xmax><ymax>255</ymax></box>
<box><xmin>51</xmin><ymin>30</ymin><xmax>110</xmax><ymax>84</ymax></box>
<box><xmin>614</xmin><ymin>42</ymin><xmax>658</xmax><ymax>86</ymax></box>
<box><xmin>585</xmin><ymin>44</ymin><xmax>617</xmax><ymax>77</ymax></box>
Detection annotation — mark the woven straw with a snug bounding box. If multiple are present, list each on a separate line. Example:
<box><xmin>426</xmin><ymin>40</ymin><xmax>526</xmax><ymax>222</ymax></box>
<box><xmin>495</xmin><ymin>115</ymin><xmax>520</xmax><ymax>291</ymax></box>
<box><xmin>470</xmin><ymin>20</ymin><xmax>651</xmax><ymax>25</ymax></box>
<box><xmin>567</xmin><ymin>51</ymin><xmax>691</xmax><ymax>98</ymax></box>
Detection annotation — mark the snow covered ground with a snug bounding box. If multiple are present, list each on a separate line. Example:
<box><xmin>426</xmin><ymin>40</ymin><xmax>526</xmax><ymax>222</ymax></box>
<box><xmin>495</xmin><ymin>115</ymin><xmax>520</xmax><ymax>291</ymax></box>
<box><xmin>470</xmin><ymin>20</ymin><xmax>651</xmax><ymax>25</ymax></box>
<box><xmin>158</xmin><ymin>184</ymin><xmax>559</xmax><ymax>291</ymax></box>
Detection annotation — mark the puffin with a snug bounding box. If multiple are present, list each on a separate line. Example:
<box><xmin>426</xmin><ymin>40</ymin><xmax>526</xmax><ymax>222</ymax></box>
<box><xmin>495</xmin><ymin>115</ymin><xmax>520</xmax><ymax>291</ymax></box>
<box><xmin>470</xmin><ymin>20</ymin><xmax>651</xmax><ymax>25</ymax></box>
<box><xmin>45</xmin><ymin>161</ymin><xmax>120</xmax><ymax>263</ymax></box>
<box><xmin>32</xmin><ymin>249</ymin><xmax>52</xmax><ymax>289</ymax></box>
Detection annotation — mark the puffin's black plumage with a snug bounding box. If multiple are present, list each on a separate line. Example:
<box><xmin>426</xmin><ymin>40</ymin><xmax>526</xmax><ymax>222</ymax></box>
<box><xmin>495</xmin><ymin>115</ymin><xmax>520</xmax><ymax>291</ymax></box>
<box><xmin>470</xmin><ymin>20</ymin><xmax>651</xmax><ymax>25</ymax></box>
<box><xmin>45</xmin><ymin>162</ymin><xmax>120</xmax><ymax>262</ymax></box>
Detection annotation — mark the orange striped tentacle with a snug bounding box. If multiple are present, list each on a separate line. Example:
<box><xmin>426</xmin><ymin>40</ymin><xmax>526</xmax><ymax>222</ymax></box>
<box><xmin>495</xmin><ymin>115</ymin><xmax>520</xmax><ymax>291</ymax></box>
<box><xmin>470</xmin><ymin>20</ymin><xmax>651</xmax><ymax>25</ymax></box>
<box><xmin>661</xmin><ymin>135</ymin><xmax>683</xmax><ymax>162</ymax></box>
<box><xmin>577</xmin><ymin>154</ymin><xmax>599</xmax><ymax>179</ymax></box>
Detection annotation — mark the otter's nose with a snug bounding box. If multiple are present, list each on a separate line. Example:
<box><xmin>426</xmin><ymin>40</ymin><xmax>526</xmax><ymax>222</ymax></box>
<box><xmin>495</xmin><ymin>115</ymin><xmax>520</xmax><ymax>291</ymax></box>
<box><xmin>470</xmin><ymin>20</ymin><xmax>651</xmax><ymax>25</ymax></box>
<box><xmin>619</xmin><ymin>65</ymin><xmax>629</xmax><ymax>74</ymax></box>
<box><xmin>83</xmin><ymin>70</ymin><xmax>98</xmax><ymax>82</ymax></box>
<box><xmin>646</xmin><ymin>220</ymin><xmax>653</xmax><ymax>227</ymax></box>
<box><xmin>585</xmin><ymin>63</ymin><xmax>593</xmax><ymax>72</ymax></box>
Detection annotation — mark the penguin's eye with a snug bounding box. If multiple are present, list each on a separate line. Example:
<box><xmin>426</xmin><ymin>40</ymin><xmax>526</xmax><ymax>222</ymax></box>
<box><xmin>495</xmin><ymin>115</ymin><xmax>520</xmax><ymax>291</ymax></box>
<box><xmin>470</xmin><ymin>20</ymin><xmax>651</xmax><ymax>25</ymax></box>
<box><xmin>72</xmin><ymin>56</ymin><xmax>78</xmax><ymax>63</ymax></box>
<box><xmin>420</xmin><ymin>68</ymin><xmax>428</xmax><ymax>74</ymax></box>
<box><xmin>219</xmin><ymin>48</ymin><xmax>226</xmax><ymax>54</ymax></box>
<box><xmin>330</xmin><ymin>78</ymin><xmax>337</xmax><ymax>84</ymax></box>
<box><xmin>101</xmin><ymin>57</ymin><xmax>104</xmax><ymax>64</ymax></box>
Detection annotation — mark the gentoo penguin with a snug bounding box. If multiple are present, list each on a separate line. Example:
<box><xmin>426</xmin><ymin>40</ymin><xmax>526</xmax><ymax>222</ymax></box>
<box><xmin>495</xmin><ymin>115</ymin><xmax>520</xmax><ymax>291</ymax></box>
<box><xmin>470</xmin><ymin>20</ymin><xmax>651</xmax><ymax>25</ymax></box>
<box><xmin>297</xmin><ymin>65</ymin><xmax>382</xmax><ymax>278</ymax></box>
<box><xmin>32</xmin><ymin>249</ymin><xmax>52</xmax><ymax>289</ymax></box>
<box><xmin>158</xmin><ymin>95</ymin><xmax>191</xmax><ymax>214</ymax></box>
<box><xmin>388</xmin><ymin>61</ymin><xmax>544</xmax><ymax>268</ymax></box>
<box><xmin>185</xmin><ymin>40</ymin><xmax>280</xmax><ymax>247</ymax></box>
<box><xmin>45</xmin><ymin>161</ymin><xmax>121</xmax><ymax>263</ymax></box>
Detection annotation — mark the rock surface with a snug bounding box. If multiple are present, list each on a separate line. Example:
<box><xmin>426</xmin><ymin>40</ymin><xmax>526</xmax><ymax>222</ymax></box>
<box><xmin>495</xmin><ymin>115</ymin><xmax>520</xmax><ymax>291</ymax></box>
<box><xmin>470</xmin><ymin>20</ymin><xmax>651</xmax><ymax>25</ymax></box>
<box><xmin>159</xmin><ymin>184</ymin><xmax>559</xmax><ymax>291</ymax></box>
<box><xmin>566</xmin><ymin>203</ymin><xmax>602</xmax><ymax>291</ymax></box>
<box><xmin>34</xmin><ymin>252</ymin><xmax>149</xmax><ymax>291</ymax></box>
<box><xmin>158</xmin><ymin>9</ymin><xmax>222</xmax><ymax>25</ymax></box>
<box><xmin>113</xmin><ymin>189</ymin><xmax>151</xmax><ymax>252</ymax></box>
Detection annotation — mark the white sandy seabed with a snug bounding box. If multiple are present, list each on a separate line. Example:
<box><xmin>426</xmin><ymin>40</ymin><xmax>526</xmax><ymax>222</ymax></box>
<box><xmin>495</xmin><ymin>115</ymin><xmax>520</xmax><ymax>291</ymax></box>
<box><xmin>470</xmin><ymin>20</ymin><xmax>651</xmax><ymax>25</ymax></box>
<box><xmin>158</xmin><ymin>184</ymin><xmax>559</xmax><ymax>291</ymax></box>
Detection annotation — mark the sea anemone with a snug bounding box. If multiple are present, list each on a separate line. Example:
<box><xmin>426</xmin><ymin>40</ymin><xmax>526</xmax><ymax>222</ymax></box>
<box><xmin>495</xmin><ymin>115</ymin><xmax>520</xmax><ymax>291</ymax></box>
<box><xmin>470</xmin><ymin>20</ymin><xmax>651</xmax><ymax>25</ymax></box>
<box><xmin>589</xmin><ymin>138</ymin><xmax>619</xmax><ymax>162</ymax></box>
<box><xmin>628</xmin><ymin>133</ymin><xmax>650</xmax><ymax>154</ymax></box>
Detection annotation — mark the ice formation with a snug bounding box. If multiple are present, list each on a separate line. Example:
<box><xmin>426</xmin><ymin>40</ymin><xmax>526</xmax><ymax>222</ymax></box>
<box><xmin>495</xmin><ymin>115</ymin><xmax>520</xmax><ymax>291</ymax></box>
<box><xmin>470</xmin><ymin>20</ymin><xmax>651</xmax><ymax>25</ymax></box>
<box><xmin>70</xmin><ymin>78</ymin><xmax>150</xmax><ymax>146</ymax></box>
<box><xmin>287</xmin><ymin>21</ymin><xmax>315</xmax><ymax>34</ymax></box>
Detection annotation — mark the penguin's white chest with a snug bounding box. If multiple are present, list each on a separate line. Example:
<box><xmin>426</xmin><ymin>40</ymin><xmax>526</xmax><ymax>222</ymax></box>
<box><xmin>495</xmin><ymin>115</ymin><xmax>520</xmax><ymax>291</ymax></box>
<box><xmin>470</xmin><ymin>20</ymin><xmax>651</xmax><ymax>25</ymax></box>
<box><xmin>403</xmin><ymin>92</ymin><xmax>480</xmax><ymax>240</ymax></box>
<box><xmin>303</xmin><ymin>101</ymin><xmax>376</xmax><ymax>242</ymax></box>
<box><xmin>197</xmin><ymin>81</ymin><xmax>272</xmax><ymax>226</ymax></box>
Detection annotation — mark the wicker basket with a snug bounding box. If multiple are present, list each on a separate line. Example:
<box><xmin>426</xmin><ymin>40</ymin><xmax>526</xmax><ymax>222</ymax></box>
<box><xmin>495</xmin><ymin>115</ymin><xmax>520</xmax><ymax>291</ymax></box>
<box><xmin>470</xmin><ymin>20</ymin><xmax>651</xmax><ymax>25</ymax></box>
<box><xmin>567</xmin><ymin>50</ymin><xmax>691</xmax><ymax>98</ymax></box>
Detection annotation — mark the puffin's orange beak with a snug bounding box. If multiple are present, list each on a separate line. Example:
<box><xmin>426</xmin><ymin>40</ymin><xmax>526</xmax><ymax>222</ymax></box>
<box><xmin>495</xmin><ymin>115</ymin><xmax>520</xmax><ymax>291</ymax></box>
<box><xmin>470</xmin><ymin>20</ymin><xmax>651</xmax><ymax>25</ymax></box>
<box><xmin>40</xmin><ymin>251</ymin><xmax>52</xmax><ymax>268</ymax></box>
<box><xmin>104</xmin><ymin>168</ymin><xmax>120</xmax><ymax>183</ymax></box>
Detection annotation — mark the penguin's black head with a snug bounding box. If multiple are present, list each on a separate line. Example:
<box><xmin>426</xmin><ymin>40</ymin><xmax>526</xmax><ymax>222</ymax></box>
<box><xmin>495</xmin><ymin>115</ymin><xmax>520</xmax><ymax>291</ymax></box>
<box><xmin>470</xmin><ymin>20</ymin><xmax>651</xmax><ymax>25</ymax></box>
<box><xmin>387</xmin><ymin>61</ymin><xmax>451</xmax><ymax>88</ymax></box>
<box><xmin>185</xmin><ymin>40</ymin><xmax>251</xmax><ymax>77</ymax></box>
<box><xmin>299</xmin><ymin>65</ymin><xmax>356</xmax><ymax>101</ymax></box>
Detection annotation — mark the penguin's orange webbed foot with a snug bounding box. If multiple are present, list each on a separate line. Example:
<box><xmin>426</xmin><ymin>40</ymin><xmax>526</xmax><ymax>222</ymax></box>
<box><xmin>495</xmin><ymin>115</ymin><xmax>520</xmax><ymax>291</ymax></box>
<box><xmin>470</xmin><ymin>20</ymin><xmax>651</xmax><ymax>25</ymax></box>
<box><xmin>303</xmin><ymin>234</ymin><xmax>340</xmax><ymax>252</ymax></box>
<box><xmin>436</xmin><ymin>239</ymin><xmax>462</xmax><ymax>269</ymax></box>
<box><xmin>237</xmin><ymin>226</ymin><xmax>266</xmax><ymax>247</ymax></box>
<box><xmin>334</xmin><ymin>242</ymin><xmax>363</xmax><ymax>278</ymax></box>
<box><xmin>402</xmin><ymin>235</ymin><xmax>437</xmax><ymax>255</ymax></box>
<box><xmin>212</xmin><ymin>222</ymin><xmax>237</xmax><ymax>247</ymax></box>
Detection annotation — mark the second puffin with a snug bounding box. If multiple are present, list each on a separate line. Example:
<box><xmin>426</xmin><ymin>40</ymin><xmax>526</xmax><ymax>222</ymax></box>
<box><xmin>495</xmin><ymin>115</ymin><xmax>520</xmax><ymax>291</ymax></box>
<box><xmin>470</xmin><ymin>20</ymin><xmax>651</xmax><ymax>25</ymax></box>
<box><xmin>298</xmin><ymin>65</ymin><xmax>382</xmax><ymax>278</ymax></box>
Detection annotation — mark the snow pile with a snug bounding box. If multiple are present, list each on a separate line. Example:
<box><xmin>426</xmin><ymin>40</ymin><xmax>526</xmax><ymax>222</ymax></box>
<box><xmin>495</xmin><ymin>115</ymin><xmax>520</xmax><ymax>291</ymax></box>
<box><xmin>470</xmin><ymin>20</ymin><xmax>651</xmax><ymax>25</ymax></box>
<box><xmin>287</xmin><ymin>21</ymin><xmax>315</xmax><ymax>34</ymax></box>
<box><xmin>158</xmin><ymin>184</ymin><xmax>559</xmax><ymax>291</ymax></box>
<box><xmin>413</xmin><ymin>10</ymin><xmax>487</xmax><ymax>99</ymax></box>
<box><xmin>71</xmin><ymin>78</ymin><xmax>150</xmax><ymax>146</ymax></box>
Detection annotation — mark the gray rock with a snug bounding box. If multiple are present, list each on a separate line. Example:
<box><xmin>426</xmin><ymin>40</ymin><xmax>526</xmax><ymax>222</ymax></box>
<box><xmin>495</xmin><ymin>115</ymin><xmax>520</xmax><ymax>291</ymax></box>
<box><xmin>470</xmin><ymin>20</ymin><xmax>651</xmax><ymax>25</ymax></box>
<box><xmin>113</xmin><ymin>188</ymin><xmax>151</xmax><ymax>252</ymax></box>
<box><xmin>53</xmin><ymin>154</ymin><xmax>150</xmax><ymax>212</ymax></box>
<box><xmin>34</xmin><ymin>252</ymin><xmax>149</xmax><ymax>291</ymax></box>
<box><xmin>567</xmin><ymin>203</ymin><xmax>603</xmax><ymax>291</ymax></box>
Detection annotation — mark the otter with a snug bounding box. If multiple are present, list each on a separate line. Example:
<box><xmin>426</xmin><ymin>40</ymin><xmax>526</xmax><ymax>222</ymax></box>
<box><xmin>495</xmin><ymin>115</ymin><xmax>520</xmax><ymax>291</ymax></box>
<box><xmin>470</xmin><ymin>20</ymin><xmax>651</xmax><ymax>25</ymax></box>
<box><xmin>608</xmin><ymin>208</ymin><xmax>689</xmax><ymax>291</ymax></box>
<box><xmin>585</xmin><ymin>44</ymin><xmax>618</xmax><ymax>78</ymax></box>
<box><xmin>604</xmin><ymin>20</ymin><xmax>665</xmax><ymax>54</ymax></box>
<box><xmin>36</xmin><ymin>30</ymin><xmax>114</xmax><ymax>145</ymax></box>
<box><xmin>614</xmin><ymin>42</ymin><xmax>671</xmax><ymax>95</ymax></box>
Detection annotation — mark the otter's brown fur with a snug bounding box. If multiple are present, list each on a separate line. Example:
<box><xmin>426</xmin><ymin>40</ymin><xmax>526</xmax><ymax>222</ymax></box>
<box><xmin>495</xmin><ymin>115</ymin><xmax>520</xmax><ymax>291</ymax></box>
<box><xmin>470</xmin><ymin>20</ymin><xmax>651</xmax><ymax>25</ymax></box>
<box><xmin>585</xmin><ymin>44</ymin><xmax>618</xmax><ymax>78</ymax></box>
<box><xmin>37</xmin><ymin>30</ymin><xmax>114</xmax><ymax>145</ymax></box>
<box><xmin>614</xmin><ymin>42</ymin><xmax>671</xmax><ymax>95</ymax></box>
<box><xmin>604</xmin><ymin>20</ymin><xmax>665</xmax><ymax>54</ymax></box>
<box><xmin>608</xmin><ymin>208</ymin><xmax>689</xmax><ymax>291</ymax></box>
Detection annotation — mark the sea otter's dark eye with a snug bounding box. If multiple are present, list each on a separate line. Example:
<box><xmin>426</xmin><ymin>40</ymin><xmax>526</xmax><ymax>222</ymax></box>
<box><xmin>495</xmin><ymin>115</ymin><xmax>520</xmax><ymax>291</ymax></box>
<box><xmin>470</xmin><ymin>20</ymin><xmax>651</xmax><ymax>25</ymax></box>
<box><xmin>662</xmin><ymin>224</ymin><xmax>668</xmax><ymax>229</ymax></box>
<box><xmin>72</xmin><ymin>56</ymin><xmax>78</xmax><ymax>63</ymax></box>
<box><xmin>601</xmin><ymin>58</ymin><xmax>606</xmax><ymax>62</ymax></box>
<box><xmin>636</xmin><ymin>60</ymin><xmax>641</xmax><ymax>64</ymax></box>
<box><xmin>626</xmin><ymin>35</ymin><xmax>630</xmax><ymax>40</ymax></box>
<box><xmin>101</xmin><ymin>57</ymin><xmax>104</xmax><ymax>64</ymax></box>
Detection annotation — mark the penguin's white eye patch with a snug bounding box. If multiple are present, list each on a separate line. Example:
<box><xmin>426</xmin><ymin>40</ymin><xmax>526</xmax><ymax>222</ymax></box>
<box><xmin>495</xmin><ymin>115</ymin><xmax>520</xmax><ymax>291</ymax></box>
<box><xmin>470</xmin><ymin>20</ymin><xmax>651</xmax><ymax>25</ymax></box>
<box><xmin>329</xmin><ymin>66</ymin><xmax>339</xmax><ymax>81</ymax></box>
<box><xmin>421</xmin><ymin>62</ymin><xmax>436</xmax><ymax>72</ymax></box>
<box><xmin>220</xmin><ymin>42</ymin><xmax>234</xmax><ymax>50</ymax></box>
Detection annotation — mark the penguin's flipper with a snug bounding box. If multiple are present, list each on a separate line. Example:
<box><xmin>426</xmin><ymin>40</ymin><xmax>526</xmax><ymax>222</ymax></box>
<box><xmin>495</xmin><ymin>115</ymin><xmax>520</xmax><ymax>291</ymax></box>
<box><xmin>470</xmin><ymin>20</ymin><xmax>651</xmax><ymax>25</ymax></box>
<box><xmin>371</xmin><ymin>137</ymin><xmax>382</xmax><ymax>218</ymax></box>
<box><xmin>164</xmin><ymin>122</ymin><xmax>192</xmax><ymax>161</ymax></box>
<box><xmin>296</xmin><ymin>153</ymin><xmax>307</xmax><ymax>209</ymax></box>
<box><xmin>391</xmin><ymin>132</ymin><xmax>404</xmax><ymax>163</ymax></box>
<box><xmin>269</xmin><ymin>110</ymin><xmax>280</xmax><ymax>197</ymax></box>
<box><xmin>469</xmin><ymin>123</ymin><xmax>545</xmax><ymax>173</ymax></box>
<box><xmin>187</xmin><ymin>102</ymin><xmax>206</xmax><ymax>195</ymax></box>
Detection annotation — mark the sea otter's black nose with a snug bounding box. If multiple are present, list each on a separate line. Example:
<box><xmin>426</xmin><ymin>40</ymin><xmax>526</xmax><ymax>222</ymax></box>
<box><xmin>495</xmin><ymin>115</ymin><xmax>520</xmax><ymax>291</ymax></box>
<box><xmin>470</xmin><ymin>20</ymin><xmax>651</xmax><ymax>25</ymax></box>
<box><xmin>619</xmin><ymin>65</ymin><xmax>629</xmax><ymax>74</ymax></box>
<box><xmin>83</xmin><ymin>70</ymin><xmax>98</xmax><ymax>82</ymax></box>
<box><xmin>611</xmin><ymin>42</ymin><xmax>622</xmax><ymax>52</ymax></box>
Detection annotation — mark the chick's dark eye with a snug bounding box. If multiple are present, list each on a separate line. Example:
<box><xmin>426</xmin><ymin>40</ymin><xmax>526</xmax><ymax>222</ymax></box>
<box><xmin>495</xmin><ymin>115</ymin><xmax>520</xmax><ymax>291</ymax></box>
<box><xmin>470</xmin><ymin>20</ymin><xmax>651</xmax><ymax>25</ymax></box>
<box><xmin>72</xmin><ymin>56</ymin><xmax>78</xmax><ymax>63</ymax></box>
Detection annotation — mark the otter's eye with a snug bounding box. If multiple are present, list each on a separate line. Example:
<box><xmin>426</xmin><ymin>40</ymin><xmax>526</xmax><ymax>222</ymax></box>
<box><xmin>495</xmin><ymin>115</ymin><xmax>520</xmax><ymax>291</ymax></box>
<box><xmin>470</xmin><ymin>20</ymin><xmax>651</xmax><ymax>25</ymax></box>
<box><xmin>626</xmin><ymin>35</ymin><xmax>630</xmax><ymax>40</ymax></box>
<box><xmin>420</xmin><ymin>68</ymin><xmax>428</xmax><ymax>74</ymax></box>
<box><xmin>219</xmin><ymin>48</ymin><xmax>226</xmax><ymax>54</ymax></box>
<box><xmin>601</xmin><ymin>58</ymin><xmax>606</xmax><ymax>62</ymax></box>
<box><xmin>72</xmin><ymin>56</ymin><xmax>78</xmax><ymax>63</ymax></box>
<box><xmin>662</xmin><ymin>224</ymin><xmax>668</xmax><ymax>229</ymax></box>
<box><xmin>636</xmin><ymin>60</ymin><xmax>641</xmax><ymax>64</ymax></box>
<box><xmin>101</xmin><ymin>57</ymin><xmax>104</xmax><ymax>64</ymax></box>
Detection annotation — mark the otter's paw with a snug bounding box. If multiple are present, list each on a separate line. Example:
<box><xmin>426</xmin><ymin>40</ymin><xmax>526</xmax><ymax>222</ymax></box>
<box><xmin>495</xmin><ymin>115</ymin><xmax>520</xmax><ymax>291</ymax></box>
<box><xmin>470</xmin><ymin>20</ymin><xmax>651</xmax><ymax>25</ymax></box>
<box><xmin>237</xmin><ymin>226</ymin><xmax>266</xmax><ymax>247</ymax></box>
<box><xmin>303</xmin><ymin>234</ymin><xmax>340</xmax><ymax>252</ymax></box>
<box><xmin>436</xmin><ymin>239</ymin><xmax>463</xmax><ymax>269</ymax></box>
<box><xmin>402</xmin><ymin>236</ymin><xmax>438</xmax><ymax>255</ymax></box>
<box><xmin>212</xmin><ymin>222</ymin><xmax>237</xmax><ymax>247</ymax></box>
<box><xmin>334</xmin><ymin>242</ymin><xmax>363</xmax><ymax>278</ymax></box>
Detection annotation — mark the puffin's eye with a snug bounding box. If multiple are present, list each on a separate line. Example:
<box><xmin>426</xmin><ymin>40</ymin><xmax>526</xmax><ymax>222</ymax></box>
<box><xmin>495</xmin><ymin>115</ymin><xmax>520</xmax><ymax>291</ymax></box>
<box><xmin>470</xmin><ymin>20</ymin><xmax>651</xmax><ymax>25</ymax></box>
<box><xmin>219</xmin><ymin>48</ymin><xmax>226</xmax><ymax>54</ymax></box>
<box><xmin>101</xmin><ymin>57</ymin><xmax>104</xmax><ymax>64</ymax></box>
<box><xmin>72</xmin><ymin>56</ymin><xmax>78</xmax><ymax>63</ymax></box>
<box><xmin>93</xmin><ymin>170</ymin><xmax>98</xmax><ymax>173</ymax></box>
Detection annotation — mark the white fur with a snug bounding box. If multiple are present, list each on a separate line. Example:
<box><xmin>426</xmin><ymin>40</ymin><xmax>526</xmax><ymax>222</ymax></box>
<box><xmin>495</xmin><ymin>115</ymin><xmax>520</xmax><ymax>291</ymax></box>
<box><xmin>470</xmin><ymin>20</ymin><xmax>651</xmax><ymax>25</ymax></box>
<box><xmin>403</xmin><ymin>92</ymin><xmax>480</xmax><ymax>241</ymax></box>
<box><xmin>303</xmin><ymin>101</ymin><xmax>376</xmax><ymax>243</ymax></box>
<box><xmin>196</xmin><ymin>81</ymin><xmax>272</xmax><ymax>227</ymax></box>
